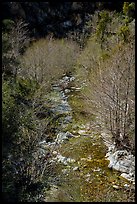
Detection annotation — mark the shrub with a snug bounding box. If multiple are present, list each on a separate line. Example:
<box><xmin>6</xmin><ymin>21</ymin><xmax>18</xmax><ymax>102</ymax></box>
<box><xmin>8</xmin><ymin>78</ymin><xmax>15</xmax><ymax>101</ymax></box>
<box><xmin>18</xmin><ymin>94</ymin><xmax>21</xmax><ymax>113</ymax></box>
<box><xmin>20</xmin><ymin>37</ymin><xmax>80</xmax><ymax>85</ymax></box>
<box><xmin>2</xmin><ymin>19</ymin><xmax>30</xmax><ymax>78</ymax></box>
<box><xmin>123</xmin><ymin>2</ymin><xmax>135</xmax><ymax>19</ymax></box>
<box><xmin>2</xmin><ymin>74</ymin><xmax>49</xmax><ymax>201</ymax></box>
<box><xmin>2</xmin><ymin>80</ymin><xmax>19</xmax><ymax>145</ymax></box>
<box><xmin>118</xmin><ymin>25</ymin><xmax>130</xmax><ymax>42</ymax></box>
<box><xmin>95</xmin><ymin>10</ymin><xmax>112</xmax><ymax>49</ymax></box>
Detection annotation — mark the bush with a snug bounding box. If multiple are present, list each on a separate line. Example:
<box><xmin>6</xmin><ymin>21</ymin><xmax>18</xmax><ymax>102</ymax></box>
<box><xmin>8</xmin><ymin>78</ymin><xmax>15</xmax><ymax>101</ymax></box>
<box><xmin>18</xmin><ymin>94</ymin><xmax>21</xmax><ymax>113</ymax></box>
<box><xmin>123</xmin><ymin>2</ymin><xmax>135</xmax><ymax>19</ymax></box>
<box><xmin>2</xmin><ymin>75</ymin><xmax>48</xmax><ymax>201</ymax></box>
<box><xmin>20</xmin><ymin>37</ymin><xmax>80</xmax><ymax>85</ymax></box>
<box><xmin>2</xmin><ymin>80</ymin><xmax>19</xmax><ymax>145</ymax></box>
<box><xmin>96</xmin><ymin>10</ymin><xmax>112</xmax><ymax>45</ymax></box>
<box><xmin>118</xmin><ymin>25</ymin><xmax>130</xmax><ymax>42</ymax></box>
<box><xmin>2</xmin><ymin>19</ymin><xmax>30</xmax><ymax>78</ymax></box>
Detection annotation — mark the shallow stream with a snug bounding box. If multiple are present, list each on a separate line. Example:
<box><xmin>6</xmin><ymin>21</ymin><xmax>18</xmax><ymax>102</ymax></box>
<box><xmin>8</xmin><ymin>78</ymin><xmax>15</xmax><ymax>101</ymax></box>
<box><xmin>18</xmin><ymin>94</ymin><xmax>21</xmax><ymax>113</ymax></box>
<box><xmin>41</xmin><ymin>75</ymin><xmax>134</xmax><ymax>202</ymax></box>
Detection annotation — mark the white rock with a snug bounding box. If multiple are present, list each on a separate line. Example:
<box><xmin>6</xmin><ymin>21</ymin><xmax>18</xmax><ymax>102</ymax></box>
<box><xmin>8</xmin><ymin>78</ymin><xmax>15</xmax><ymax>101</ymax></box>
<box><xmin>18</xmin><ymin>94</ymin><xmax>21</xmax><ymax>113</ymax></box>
<box><xmin>62</xmin><ymin>169</ymin><xmax>68</xmax><ymax>174</ymax></box>
<box><xmin>112</xmin><ymin>161</ymin><xmax>129</xmax><ymax>173</ymax></box>
<box><xmin>67</xmin><ymin>158</ymin><xmax>75</xmax><ymax>163</ymax></box>
<box><xmin>85</xmin><ymin>177</ymin><xmax>90</xmax><ymax>182</ymax></box>
<box><xmin>78</xmin><ymin>129</ymin><xmax>86</xmax><ymax>135</ymax></box>
<box><xmin>93</xmin><ymin>167</ymin><xmax>101</xmax><ymax>172</ymax></box>
<box><xmin>107</xmin><ymin>150</ymin><xmax>135</xmax><ymax>180</ymax></box>
<box><xmin>70</xmin><ymin>147</ymin><xmax>73</xmax><ymax>150</ymax></box>
<box><xmin>64</xmin><ymin>89</ymin><xmax>71</xmax><ymax>94</ymax></box>
<box><xmin>81</xmin><ymin>158</ymin><xmax>87</xmax><ymax>161</ymax></box>
<box><xmin>65</xmin><ymin>131</ymin><xmax>74</xmax><ymax>138</ymax></box>
<box><xmin>124</xmin><ymin>184</ymin><xmax>130</xmax><ymax>188</ymax></box>
<box><xmin>120</xmin><ymin>173</ymin><xmax>135</xmax><ymax>182</ymax></box>
<box><xmin>55</xmin><ymin>131</ymin><xmax>74</xmax><ymax>144</ymax></box>
<box><xmin>108</xmin><ymin>145</ymin><xmax>115</xmax><ymax>152</ymax></box>
<box><xmin>69</xmin><ymin>76</ymin><xmax>75</xmax><ymax>82</ymax></box>
<box><xmin>55</xmin><ymin>132</ymin><xmax>68</xmax><ymax>144</ymax></box>
<box><xmin>39</xmin><ymin>140</ymin><xmax>47</xmax><ymax>145</ymax></box>
<box><xmin>55</xmin><ymin>153</ymin><xmax>75</xmax><ymax>165</ymax></box>
<box><xmin>73</xmin><ymin>166</ymin><xmax>79</xmax><ymax>171</ymax></box>
<box><xmin>112</xmin><ymin>185</ymin><xmax>119</xmax><ymax>189</ymax></box>
<box><xmin>56</xmin><ymin>154</ymin><xmax>67</xmax><ymax>165</ymax></box>
<box><xmin>105</xmin><ymin>152</ymin><xmax>111</xmax><ymax>158</ymax></box>
<box><xmin>87</xmin><ymin>155</ymin><xmax>92</xmax><ymax>160</ymax></box>
<box><xmin>52</xmin><ymin>151</ymin><xmax>58</xmax><ymax>155</ymax></box>
<box><xmin>75</xmin><ymin>87</ymin><xmax>81</xmax><ymax>91</ymax></box>
<box><xmin>129</xmin><ymin>172</ymin><xmax>134</xmax><ymax>177</ymax></box>
<box><xmin>85</xmin><ymin>173</ymin><xmax>90</xmax><ymax>177</ymax></box>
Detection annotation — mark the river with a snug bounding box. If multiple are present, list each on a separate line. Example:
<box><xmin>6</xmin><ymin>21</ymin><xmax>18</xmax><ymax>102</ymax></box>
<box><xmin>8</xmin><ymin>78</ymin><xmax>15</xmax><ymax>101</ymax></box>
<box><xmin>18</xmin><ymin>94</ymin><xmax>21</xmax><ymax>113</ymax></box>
<box><xmin>38</xmin><ymin>74</ymin><xmax>134</xmax><ymax>202</ymax></box>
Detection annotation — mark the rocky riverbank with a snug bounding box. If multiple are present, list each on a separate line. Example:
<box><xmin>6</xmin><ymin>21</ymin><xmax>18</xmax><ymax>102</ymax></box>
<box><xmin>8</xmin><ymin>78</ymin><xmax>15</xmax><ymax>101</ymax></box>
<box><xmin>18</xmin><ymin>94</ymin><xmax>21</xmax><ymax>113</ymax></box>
<box><xmin>101</xmin><ymin>132</ymin><xmax>135</xmax><ymax>184</ymax></box>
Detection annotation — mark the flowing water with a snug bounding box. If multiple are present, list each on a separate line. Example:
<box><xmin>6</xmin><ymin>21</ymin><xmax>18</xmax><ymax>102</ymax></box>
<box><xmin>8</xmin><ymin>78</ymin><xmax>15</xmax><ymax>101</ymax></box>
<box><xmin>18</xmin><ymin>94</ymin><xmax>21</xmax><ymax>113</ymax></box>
<box><xmin>40</xmin><ymin>75</ymin><xmax>134</xmax><ymax>202</ymax></box>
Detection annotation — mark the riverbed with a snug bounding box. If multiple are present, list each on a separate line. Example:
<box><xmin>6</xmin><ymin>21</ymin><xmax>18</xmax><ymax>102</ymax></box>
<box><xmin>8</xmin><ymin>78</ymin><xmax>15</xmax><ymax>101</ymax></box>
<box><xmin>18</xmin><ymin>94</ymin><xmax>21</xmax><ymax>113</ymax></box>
<box><xmin>40</xmin><ymin>74</ymin><xmax>135</xmax><ymax>202</ymax></box>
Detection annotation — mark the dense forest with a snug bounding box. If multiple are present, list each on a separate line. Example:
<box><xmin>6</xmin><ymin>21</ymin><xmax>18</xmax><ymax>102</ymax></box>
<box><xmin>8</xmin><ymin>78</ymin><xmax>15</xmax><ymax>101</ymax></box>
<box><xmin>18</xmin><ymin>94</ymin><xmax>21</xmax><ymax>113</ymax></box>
<box><xmin>2</xmin><ymin>2</ymin><xmax>124</xmax><ymax>38</ymax></box>
<box><xmin>2</xmin><ymin>2</ymin><xmax>135</xmax><ymax>202</ymax></box>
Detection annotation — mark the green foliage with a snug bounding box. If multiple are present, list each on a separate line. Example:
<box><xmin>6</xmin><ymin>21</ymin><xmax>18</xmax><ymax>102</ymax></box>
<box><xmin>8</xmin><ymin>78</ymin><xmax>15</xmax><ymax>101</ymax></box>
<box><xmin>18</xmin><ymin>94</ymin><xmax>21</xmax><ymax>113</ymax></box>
<box><xmin>2</xmin><ymin>33</ymin><xmax>11</xmax><ymax>54</ymax></box>
<box><xmin>116</xmin><ymin>2</ymin><xmax>135</xmax><ymax>44</ymax></box>
<box><xmin>96</xmin><ymin>11</ymin><xmax>112</xmax><ymax>46</ymax></box>
<box><xmin>2</xmin><ymin>77</ymin><xmax>38</xmax><ymax>144</ymax></box>
<box><xmin>2</xmin><ymin>28</ymin><xmax>15</xmax><ymax>76</ymax></box>
<box><xmin>123</xmin><ymin>2</ymin><xmax>135</xmax><ymax>17</ymax></box>
<box><xmin>123</xmin><ymin>2</ymin><xmax>130</xmax><ymax>15</ymax></box>
<box><xmin>118</xmin><ymin>25</ymin><xmax>130</xmax><ymax>43</ymax></box>
<box><xmin>2</xmin><ymin>80</ymin><xmax>19</xmax><ymax>144</ymax></box>
<box><xmin>100</xmin><ymin>51</ymin><xmax>110</xmax><ymax>61</ymax></box>
<box><xmin>2</xmin><ymin>76</ymin><xmax>42</xmax><ymax>201</ymax></box>
<box><xmin>15</xmin><ymin>78</ymin><xmax>39</xmax><ymax>99</ymax></box>
<box><xmin>2</xmin><ymin>19</ymin><xmax>15</xmax><ymax>56</ymax></box>
<box><xmin>2</xmin><ymin>19</ymin><xmax>15</xmax><ymax>33</ymax></box>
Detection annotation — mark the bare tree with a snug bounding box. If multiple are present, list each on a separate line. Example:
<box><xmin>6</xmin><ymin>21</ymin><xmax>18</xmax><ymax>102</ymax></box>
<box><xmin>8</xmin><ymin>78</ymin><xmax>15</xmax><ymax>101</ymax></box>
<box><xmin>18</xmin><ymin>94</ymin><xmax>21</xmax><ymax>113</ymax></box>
<box><xmin>8</xmin><ymin>19</ymin><xmax>30</xmax><ymax>78</ymax></box>
<box><xmin>89</xmin><ymin>42</ymin><xmax>135</xmax><ymax>151</ymax></box>
<box><xmin>20</xmin><ymin>38</ymin><xmax>80</xmax><ymax>85</ymax></box>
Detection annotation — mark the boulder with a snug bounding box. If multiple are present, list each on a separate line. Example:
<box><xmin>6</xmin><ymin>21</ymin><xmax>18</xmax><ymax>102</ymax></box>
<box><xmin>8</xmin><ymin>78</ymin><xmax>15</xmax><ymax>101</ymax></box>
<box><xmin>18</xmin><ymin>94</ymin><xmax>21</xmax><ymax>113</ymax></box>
<box><xmin>120</xmin><ymin>173</ymin><xmax>135</xmax><ymax>182</ymax></box>
<box><xmin>56</xmin><ymin>154</ymin><xmax>68</xmax><ymax>165</ymax></box>
<box><xmin>112</xmin><ymin>185</ymin><xmax>119</xmax><ymax>189</ymax></box>
<box><xmin>73</xmin><ymin>166</ymin><xmax>79</xmax><ymax>171</ymax></box>
<box><xmin>106</xmin><ymin>149</ymin><xmax>135</xmax><ymax>182</ymax></box>
<box><xmin>55</xmin><ymin>131</ymin><xmax>74</xmax><ymax>144</ymax></box>
<box><xmin>124</xmin><ymin>183</ymin><xmax>130</xmax><ymax>188</ymax></box>
<box><xmin>67</xmin><ymin>158</ymin><xmax>75</xmax><ymax>163</ymax></box>
<box><xmin>54</xmin><ymin>153</ymin><xmax>75</xmax><ymax>165</ymax></box>
<box><xmin>52</xmin><ymin>151</ymin><xmax>58</xmax><ymax>155</ymax></box>
<box><xmin>64</xmin><ymin>89</ymin><xmax>71</xmax><ymax>94</ymax></box>
<box><xmin>78</xmin><ymin>129</ymin><xmax>86</xmax><ymax>135</ymax></box>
